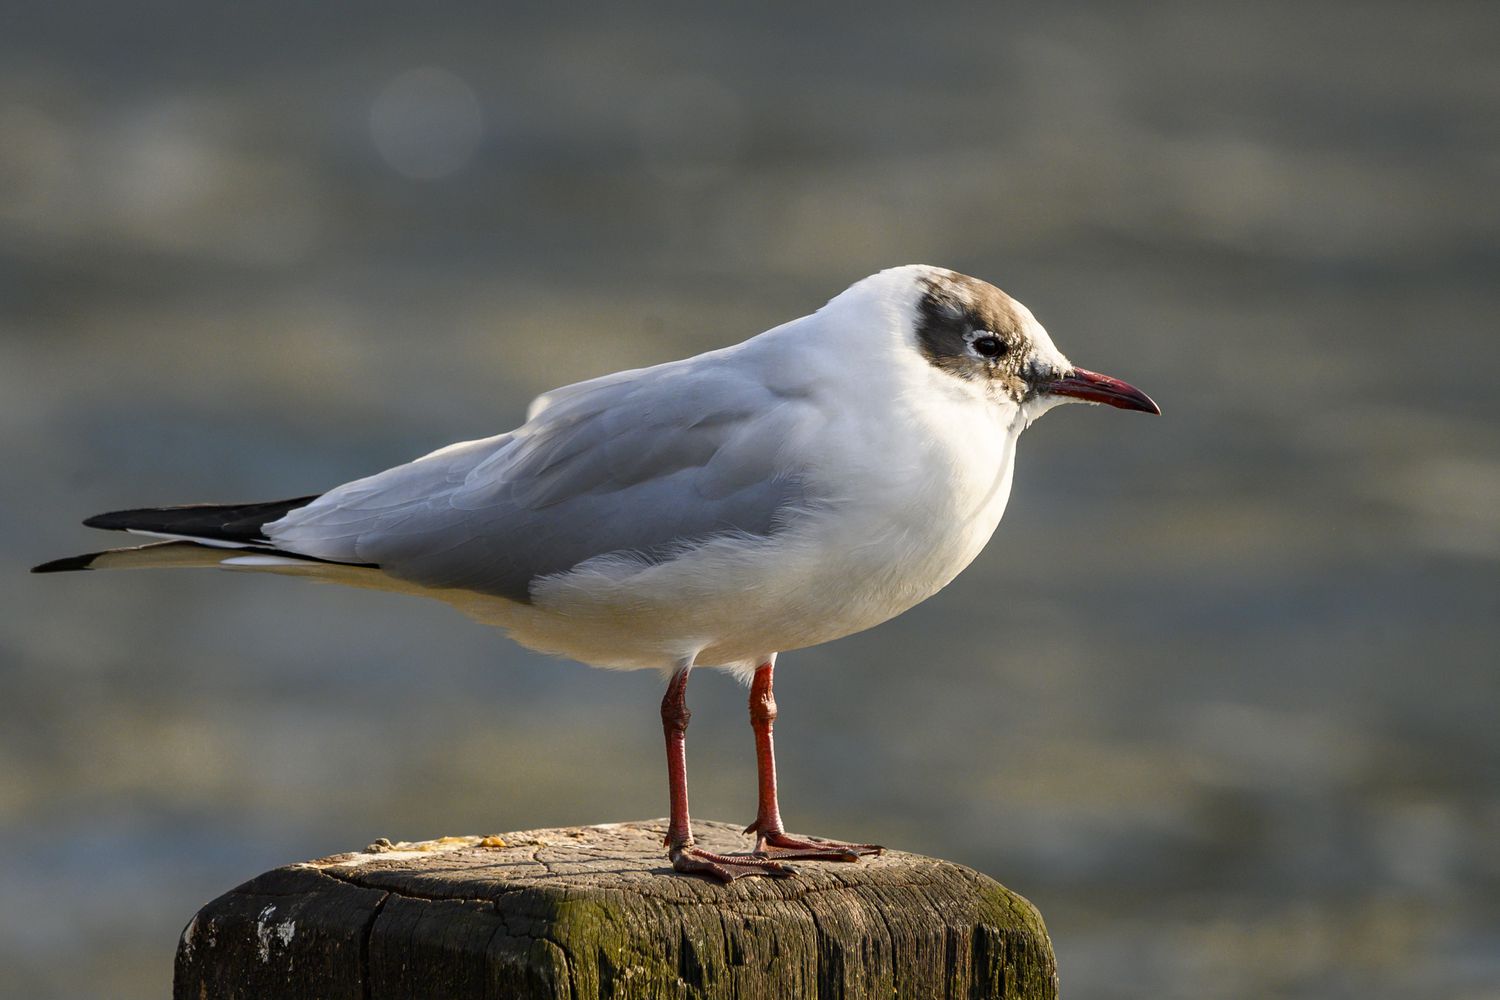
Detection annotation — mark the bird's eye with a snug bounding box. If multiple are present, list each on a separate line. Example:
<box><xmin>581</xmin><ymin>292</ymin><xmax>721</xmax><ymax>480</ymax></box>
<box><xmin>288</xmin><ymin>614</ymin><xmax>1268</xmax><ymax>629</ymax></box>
<box><xmin>971</xmin><ymin>335</ymin><xmax>1006</xmax><ymax>359</ymax></box>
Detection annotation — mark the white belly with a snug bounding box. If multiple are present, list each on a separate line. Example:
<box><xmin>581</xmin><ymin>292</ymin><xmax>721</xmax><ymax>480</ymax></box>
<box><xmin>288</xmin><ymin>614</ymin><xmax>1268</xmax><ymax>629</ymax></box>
<box><xmin>474</xmin><ymin>393</ymin><xmax>1023</xmax><ymax>675</ymax></box>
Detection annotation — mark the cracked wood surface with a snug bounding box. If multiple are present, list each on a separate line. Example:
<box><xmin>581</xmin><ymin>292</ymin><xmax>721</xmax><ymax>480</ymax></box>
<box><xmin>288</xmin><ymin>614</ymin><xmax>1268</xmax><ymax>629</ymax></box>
<box><xmin>174</xmin><ymin>819</ymin><xmax>1057</xmax><ymax>1000</ymax></box>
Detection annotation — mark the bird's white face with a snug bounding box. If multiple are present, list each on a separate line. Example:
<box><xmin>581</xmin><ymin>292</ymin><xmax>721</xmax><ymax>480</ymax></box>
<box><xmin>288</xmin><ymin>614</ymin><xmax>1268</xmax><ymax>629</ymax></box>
<box><xmin>900</xmin><ymin>267</ymin><xmax>1159</xmax><ymax>425</ymax></box>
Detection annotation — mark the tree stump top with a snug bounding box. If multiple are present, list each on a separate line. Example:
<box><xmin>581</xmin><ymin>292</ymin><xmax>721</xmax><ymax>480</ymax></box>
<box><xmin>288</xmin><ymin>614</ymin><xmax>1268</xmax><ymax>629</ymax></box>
<box><xmin>176</xmin><ymin>819</ymin><xmax>1057</xmax><ymax>999</ymax></box>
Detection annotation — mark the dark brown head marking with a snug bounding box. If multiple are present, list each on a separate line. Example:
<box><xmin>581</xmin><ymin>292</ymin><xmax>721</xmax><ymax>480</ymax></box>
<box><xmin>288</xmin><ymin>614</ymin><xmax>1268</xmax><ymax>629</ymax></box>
<box><xmin>915</xmin><ymin>270</ymin><xmax>1038</xmax><ymax>402</ymax></box>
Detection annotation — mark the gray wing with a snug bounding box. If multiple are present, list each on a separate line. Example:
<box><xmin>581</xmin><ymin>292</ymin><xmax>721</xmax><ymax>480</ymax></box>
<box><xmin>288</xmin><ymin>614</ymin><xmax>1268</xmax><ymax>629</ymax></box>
<box><xmin>267</xmin><ymin>359</ymin><xmax>813</xmax><ymax>603</ymax></box>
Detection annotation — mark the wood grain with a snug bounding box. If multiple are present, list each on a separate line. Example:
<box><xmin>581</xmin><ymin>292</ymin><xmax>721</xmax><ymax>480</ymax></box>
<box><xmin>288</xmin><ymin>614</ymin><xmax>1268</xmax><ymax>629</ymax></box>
<box><xmin>175</xmin><ymin>819</ymin><xmax>1056</xmax><ymax>999</ymax></box>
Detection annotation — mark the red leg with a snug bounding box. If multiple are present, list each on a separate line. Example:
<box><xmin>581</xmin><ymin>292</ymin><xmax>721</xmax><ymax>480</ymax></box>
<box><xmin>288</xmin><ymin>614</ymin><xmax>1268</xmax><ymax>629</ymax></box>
<box><xmin>661</xmin><ymin>666</ymin><xmax>694</xmax><ymax>849</ymax></box>
<box><xmin>743</xmin><ymin>657</ymin><xmax>883</xmax><ymax>862</ymax></box>
<box><xmin>661</xmin><ymin>664</ymin><xmax>793</xmax><ymax>881</ymax></box>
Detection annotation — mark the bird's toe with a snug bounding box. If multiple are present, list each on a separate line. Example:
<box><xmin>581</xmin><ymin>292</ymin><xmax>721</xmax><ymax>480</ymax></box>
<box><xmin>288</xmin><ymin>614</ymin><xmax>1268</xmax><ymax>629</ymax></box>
<box><xmin>754</xmin><ymin>832</ymin><xmax>883</xmax><ymax>862</ymax></box>
<box><xmin>670</xmin><ymin>845</ymin><xmax>796</xmax><ymax>882</ymax></box>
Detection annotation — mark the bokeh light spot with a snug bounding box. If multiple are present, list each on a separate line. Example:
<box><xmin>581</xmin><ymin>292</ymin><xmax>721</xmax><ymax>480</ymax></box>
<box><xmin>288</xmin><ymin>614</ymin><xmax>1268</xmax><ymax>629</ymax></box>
<box><xmin>369</xmin><ymin>67</ymin><xmax>483</xmax><ymax>180</ymax></box>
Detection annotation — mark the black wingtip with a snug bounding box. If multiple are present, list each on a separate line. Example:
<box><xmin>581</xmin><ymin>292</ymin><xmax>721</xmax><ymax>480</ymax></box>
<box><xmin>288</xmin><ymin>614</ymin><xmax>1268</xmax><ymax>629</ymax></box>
<box><xmin>79</xmin><ymin>496</ymin><xmax>321</xmax><ymax>540</ymax></box>
<box><xmin>31</xmin><ymin>553</ymin><xmax>99</xmax><ymax>573</ymax></box>
<box><xmin>82</xmin><ymin>509</ymin><xmax>147</xmax><ymax>531</ymax></box>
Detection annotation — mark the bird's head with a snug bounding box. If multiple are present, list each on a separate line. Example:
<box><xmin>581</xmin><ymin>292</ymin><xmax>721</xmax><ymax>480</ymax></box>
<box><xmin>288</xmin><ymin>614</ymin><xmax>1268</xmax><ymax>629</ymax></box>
<box><xmin>884</xmin><ymin>265</ymin><xmax>1159</xmax><ymax>424</ymax></box>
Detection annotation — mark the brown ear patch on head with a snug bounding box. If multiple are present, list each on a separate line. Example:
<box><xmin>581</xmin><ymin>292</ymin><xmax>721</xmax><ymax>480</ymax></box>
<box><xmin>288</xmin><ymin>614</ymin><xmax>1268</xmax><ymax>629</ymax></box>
<box><xmin>914</xmin><ymin>271</ymin><xmax>1033</xmax><ymax>401</ymax></box>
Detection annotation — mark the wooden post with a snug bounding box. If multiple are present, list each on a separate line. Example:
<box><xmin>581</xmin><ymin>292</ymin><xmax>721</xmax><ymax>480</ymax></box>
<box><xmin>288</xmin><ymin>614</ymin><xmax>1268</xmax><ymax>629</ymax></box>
<box><xmin>175</xmin><ymin>819</ymin><xmax>1057</xmax><ymax>1000</ymax></box>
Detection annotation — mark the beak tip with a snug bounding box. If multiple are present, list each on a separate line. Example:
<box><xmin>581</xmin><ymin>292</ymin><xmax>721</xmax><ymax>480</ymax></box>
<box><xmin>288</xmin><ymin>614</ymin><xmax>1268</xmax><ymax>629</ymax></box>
<box><xmin>1050</xmin><ymin>368</ymin><xmax>1160</xmax><ymax>415</ymax></box>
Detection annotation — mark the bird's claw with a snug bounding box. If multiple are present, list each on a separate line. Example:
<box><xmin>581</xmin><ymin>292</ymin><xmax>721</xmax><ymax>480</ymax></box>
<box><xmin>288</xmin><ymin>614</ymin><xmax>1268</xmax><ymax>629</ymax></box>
<box><xmin>752</xmin><ymin>831</ymin><xmax>883</xmax><ymax>862</ymax></box>
<box><xmin>670</xmin><ymin>844</ymin><xmax>796</xmax><ymax>882</ymax></box>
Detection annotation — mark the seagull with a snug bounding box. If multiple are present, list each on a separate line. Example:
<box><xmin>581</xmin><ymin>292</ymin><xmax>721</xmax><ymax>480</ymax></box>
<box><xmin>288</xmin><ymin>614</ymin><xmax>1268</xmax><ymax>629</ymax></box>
<box><xmin>34</xmin><ymin>265</ymin><xmax>1158</xmax><ymax>881</ymax></box>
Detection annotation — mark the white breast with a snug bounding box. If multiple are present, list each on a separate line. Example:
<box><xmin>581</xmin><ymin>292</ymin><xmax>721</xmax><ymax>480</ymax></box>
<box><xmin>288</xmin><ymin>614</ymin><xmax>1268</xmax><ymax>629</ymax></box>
<box><xmin>480</xmin><ymin>319</ymin><xmax>1025</xmax><ymax>675</ymax></box>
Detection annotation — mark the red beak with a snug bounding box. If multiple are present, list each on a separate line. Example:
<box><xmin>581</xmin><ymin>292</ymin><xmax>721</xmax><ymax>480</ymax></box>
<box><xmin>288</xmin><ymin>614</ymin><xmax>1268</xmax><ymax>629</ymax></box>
<box><xmin>1047</xmin><ymin>368</ymin><xmax>1160</xmax><ymax>414</ymax></box>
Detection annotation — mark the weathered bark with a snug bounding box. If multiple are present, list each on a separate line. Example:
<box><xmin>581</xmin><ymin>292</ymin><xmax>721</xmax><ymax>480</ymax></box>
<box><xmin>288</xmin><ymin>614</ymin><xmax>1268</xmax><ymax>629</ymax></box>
<box><xmin>175</xmin><ymin>819</ymin><xmax>1056</xmax><ymax>1000</ymax></box>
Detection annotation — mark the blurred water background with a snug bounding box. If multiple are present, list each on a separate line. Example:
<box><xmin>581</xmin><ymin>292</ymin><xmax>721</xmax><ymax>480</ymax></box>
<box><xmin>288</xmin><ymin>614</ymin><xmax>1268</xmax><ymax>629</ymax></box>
<box><xmin>3</xmin><ymin>3</ymin><xmax>1498</xmax><ymax>998</ymax></box>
